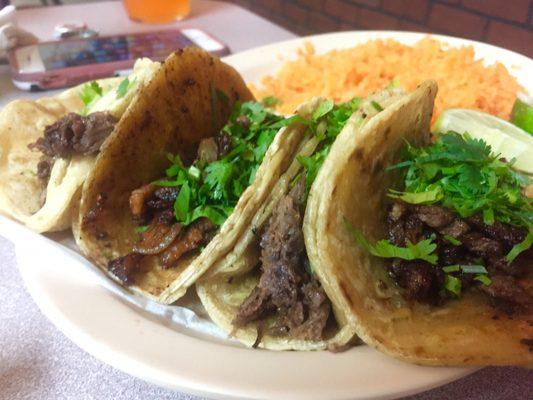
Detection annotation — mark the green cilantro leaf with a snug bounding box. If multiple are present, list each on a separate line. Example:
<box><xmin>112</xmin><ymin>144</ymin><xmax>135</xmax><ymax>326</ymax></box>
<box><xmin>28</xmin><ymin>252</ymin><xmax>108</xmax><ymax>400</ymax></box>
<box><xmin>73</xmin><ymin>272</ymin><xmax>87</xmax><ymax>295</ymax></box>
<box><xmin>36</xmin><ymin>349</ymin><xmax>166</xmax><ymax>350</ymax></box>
<box><xmin>443</xmin><ymin>234</ymin><xmax>461</xmax><ymax>246</ymax></box>
<box><xmin>344</xmin><ymin>218</ymin><xmax>438</xmax><ymax>265</ymax></box>
<box><xmin>135</xmin><ymin>225</ymin><xmax>149</xmax><ymax>234</ymax></box>
<box><xmin>157</xmin><ymin>100</ymin><xmax>289</xmax><ymax>228</ymax></box>
<box><xmin>79</xmin><ymin>81</ymin><xmax>103</xmax><ymax>115</ymax></box>
<box><xmin>371</xmin><ymin>101</ymin><xmax>383</xmax><ymax>112</ymax></box>
<box><xmin>388</xmin><ymin>187</ymin><xmax>443</xmax><ymax>204</ymax></box>
<box><xmin>506</xmin><ymin>230</ymin><xmax>533</xmax><ymax>263</ymax></box>
<box><xmin>204</xmin><ymin>161</ymin><xmax>233</xmax><ymax>201</ymax></box>
<box><xmin>261</xmin><ymin>96</ymin><xmax>281</xmax><ymax>107</ymax></box>
<box><xmin>442</xmin><ymin>265</ymin><xmax>461</xmax><ymax>273</ymax></box>
<box><xmin>483</xmin><ymin>208</ymin><xmax>495</xmax><ymax>225</ymax></box>
<box><xmin>390</xmin><ymin>132</ymin><xmax>533</xmax><ymax>228</ymax></box>
<box><xmin>443</xmin><ymin>264</ymin><xmax>487</xmax><ymax>274</ymax></box>
<box><xmin>312</xmin><ymin>99</ymin><xmax>334</xmax><ymax>121</ymax></box>
<box><xmin>297</xmin><ymin>97</ymin><xmax>360</xmax><ymax>196</ymax></box>
<box><xmin>474</xmin><ymin>274</ymin><xmax>492</xmax><ymax>286</ymax></box>
<box><xmin>174</xmin><ymin>181</ymin><xmax>190</xmax><ymax>222</ymax></box>
<box><xmin>444</xmin><ymin>274</ymin><xmax>462</xmax><ymax>296</ymax></box>
<box><xmin>116</xmin><ymin>77</ymin><xmax>136</xmax><ymax>99</ymax></box>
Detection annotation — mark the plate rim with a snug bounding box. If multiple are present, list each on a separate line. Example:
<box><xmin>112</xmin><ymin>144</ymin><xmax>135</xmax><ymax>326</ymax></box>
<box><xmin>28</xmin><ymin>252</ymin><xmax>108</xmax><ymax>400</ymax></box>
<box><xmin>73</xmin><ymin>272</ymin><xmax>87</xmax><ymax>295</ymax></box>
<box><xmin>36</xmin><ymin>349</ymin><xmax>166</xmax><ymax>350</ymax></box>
<box><xmin>223</xmin><ymin>29</ymin><xmax>533</xmax><ymax>65</ymax></box>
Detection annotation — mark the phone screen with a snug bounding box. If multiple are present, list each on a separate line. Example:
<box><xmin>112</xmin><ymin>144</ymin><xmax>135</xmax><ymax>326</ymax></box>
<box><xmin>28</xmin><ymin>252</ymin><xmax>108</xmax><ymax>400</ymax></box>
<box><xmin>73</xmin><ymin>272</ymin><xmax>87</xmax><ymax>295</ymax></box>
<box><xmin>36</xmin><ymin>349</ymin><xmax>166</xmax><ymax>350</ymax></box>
<box><xmin>38</xmin><ymin>31</ymin><xmax>196</xmax><ymax>70</ymax></box>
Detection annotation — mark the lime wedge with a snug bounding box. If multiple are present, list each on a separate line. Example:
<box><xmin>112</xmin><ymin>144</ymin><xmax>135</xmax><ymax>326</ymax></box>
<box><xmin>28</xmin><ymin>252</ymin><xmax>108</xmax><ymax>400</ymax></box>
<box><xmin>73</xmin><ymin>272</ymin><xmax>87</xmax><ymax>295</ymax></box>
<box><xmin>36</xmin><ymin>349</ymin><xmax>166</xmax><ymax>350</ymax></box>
<box><xmin>432</xmin><ymin>108</ymin><xmax>533</xmax><ymax>174</ymax></box>
<box><xmin>511</xmin><ymin>93</ymin><xmax>533</xmax><ymax>134</ymax></box>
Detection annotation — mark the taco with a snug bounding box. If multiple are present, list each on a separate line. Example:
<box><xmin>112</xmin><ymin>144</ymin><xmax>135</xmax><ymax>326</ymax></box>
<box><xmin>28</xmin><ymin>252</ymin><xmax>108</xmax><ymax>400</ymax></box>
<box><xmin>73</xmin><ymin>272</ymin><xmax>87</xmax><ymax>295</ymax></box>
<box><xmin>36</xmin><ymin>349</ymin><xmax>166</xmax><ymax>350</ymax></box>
<box><xmin>195</xmin><ymin>85</ymin><xmax>415</xmax><ymax>350</ymax></box>
<box><xmin>75</xmin><ymin>48</ymin><xmax>272</xmax><ymax>302</ymax></box>
<box><xmin>305</xmin><ymin>80</ymin><xmax>532</xmax><ymax>365</ymax></box>
<box><xmin>0</xmin><ymin>58</ymin><xmax>159</xmax><ymax>232</ymax></box>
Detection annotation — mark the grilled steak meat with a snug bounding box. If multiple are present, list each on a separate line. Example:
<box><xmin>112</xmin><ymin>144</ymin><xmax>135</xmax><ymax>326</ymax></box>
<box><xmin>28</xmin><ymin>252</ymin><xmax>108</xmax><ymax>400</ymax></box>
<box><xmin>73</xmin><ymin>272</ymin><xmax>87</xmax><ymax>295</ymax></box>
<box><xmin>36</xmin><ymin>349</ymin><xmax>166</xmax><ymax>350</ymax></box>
<box><xmin>234</xmin><ymin>179</ymin><xmax>331</xmax><ymax>341</ymax></box>
<box><xmin>30</xmin><ymin>112</ymin><xmax>117</xmax><ymax>158</ymax></box>
<box><xmin>386</xmin><ymin>201</ymin><xmax>531</xmax><ymax>313</ymax></box>
<box><xmin>107</xmin><ymin>253</ymin><xmax>143</xmax><ymax>286</ymax></box>
<box><xmin>480</xmin><ymin>275</ymin><xmax>533</xmax><ymax>313</ymax></box>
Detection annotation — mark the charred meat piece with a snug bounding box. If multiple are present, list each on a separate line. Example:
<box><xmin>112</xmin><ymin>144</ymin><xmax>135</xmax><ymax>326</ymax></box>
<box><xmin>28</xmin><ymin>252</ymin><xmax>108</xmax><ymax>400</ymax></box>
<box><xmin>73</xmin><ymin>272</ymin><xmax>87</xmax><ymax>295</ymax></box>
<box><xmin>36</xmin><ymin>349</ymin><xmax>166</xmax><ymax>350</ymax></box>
<box><xmin>159</xmin><ymin>218</ymin><xmax>216</xmax><ymax>268</ymax></box>
<box><xmin>388</xmin><ymin>206</ymin><xmax>430</xmax><ymax>246</ymax></box>
<box><xmin>413</xmin><ymin>205</ymin><xmax>455</xmax><ymax>229</ymax></box>
<box><xmin>216</xmin><ymin>133</ymin><xmax>232</xmax><ymax>158</ymax></box>
<box><xmin>236</xmin><ymin>115</ymin><xmax>250</xmax><ymax>128</ymax></box>
<box><xmin>197</xmin><ymin>134</ymin><xmax>233</xmax><ymax>163</ymax></box>
<box><xmin>488</xmin><ymin>248</ymin><xmax>533</xmax><ymax>278</ymax></box>
<box><xmin>129</xmin><ymin>184</ymin><xmax>156</xmax><ymax>218</ymax></box>
<box><xmin>81</xmin><ymin>192</ymin><xmax>107</xmax><ymax>237</ymax></box>
<box><xmin>30</xmin><ymin>112</ymin><xmax>117</xmax><ymax>157</ymax></box>
<box><xmin>439</xmin><ymin>219</ymin><xmax>470</xmax><ymax>239</ymax></box>
<box><xmin>461</xmin><ymin>232</ymin><xmax>504</xmax><ymax>258</ymax></box>
<box><xmin>291</xmin><ymin>281</ymin><xmax>331</xmax><ymax>341</ymax></box>
<box><xmin>437</xmin><ymin>242</ymin><xmax>465</xmax><ymax>266</ymax></box>
<box><xmin>480</xmin><ymin>275</ymin><xmax>533</xmax><ymax>312</ymax></box>
<box><xmin>467</xmin><ymin>214</ymin><xmax>527</xmax><ymax>249</ymax></box>
<box><xmin>36</xmin><ymin>159</ymin><xmax>51</xmax><ymax>181</ymax></box>
<box><xmin>197</xmin><ymin>137</ymin><xmax>219</xmax><ymax>163</ymax></box>
<box><xmin>259</xmin><ymin>183</ymin><xmax>306</xmax><ymax>309</ymax></box>
<box><xmin>154</xmin><ymin>187</ymin><xmax>179</xmax><ymax>203</ymax></box>
<box><xmin>234</xmin><ymin>286</ymin><xmax>272</xmax><ymax>326</ymax></box>
<box><xmin>234</xmin><ymin>178</ymin><xmax>332</xmax><ymax>340</ymax></box>
<box><xmin>404</xmin><ymin>214</ymin><xmax>424</xmax><ymax>244</ymax></box>
<box><xmin>108</xmin><ymin>253</ymin><xmax>143</xmax><ymax>286</ymax></box>
<box><xmin>146</xmin><ymin>187</ymin><xmax>179</xmax><ymax>211</ymax></box>
<box><xmin>386</xmin><ymin>200</ymin><xmax>532</xmax><ymax>312</ymax></box>
<box><xmin>388</xmin><ymin>206</ymin><xmax>407</xmax><ymax>246</ymax></box>
<box><xmin>390</xmin><ymin>260</ymin><xmax>444</xmax><ymax>304</ymax></box>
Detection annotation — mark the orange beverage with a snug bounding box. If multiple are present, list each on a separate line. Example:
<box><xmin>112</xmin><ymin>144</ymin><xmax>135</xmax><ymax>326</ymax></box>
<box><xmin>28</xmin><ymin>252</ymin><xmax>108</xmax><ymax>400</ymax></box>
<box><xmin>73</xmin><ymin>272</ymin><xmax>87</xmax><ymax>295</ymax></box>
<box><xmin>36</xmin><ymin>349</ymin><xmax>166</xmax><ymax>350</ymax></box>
<box><xmin>123</xmin><ymin>0</ymin><xmax>190</xmax><ymax>24</ymax></box>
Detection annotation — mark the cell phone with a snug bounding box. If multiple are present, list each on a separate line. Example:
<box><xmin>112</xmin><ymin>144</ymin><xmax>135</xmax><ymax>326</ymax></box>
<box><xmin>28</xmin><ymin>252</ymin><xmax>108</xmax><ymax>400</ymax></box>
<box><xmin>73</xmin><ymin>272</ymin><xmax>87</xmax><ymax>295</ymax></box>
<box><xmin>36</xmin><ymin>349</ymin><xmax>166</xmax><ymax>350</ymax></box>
<box><xmin>8</xmin><ymin>28</ymin><xmax>230</xmax><ymax>91</ymax></box>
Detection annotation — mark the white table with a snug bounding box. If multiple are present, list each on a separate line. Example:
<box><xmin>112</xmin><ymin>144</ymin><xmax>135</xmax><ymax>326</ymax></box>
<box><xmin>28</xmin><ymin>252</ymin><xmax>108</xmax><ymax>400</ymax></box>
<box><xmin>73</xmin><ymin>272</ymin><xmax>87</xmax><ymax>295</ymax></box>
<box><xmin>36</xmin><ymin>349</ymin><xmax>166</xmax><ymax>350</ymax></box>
<box><xmin>0</xmin><ymin>2</ymin><xmax>532</xmax><ymax>399</ymax></box>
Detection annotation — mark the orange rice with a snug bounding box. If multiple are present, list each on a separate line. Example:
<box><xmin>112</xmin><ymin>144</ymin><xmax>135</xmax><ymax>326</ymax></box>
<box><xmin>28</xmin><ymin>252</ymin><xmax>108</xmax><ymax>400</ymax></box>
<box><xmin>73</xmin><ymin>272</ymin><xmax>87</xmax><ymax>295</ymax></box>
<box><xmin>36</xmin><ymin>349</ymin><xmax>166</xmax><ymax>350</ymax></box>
<box><xmin>251</xmin><ymin>38</ymin><xmax>523</xmax><ymax>122</ymax></box>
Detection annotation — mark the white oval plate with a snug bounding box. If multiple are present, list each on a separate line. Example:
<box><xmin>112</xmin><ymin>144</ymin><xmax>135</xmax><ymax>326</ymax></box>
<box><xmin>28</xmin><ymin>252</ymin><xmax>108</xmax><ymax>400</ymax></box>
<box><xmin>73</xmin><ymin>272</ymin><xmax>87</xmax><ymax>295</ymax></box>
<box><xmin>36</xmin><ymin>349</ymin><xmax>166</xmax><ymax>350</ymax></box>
<box><xmin>5</xmin><ymin>31</ymin><xmax>532</xmax><ymax>400</ymax></box>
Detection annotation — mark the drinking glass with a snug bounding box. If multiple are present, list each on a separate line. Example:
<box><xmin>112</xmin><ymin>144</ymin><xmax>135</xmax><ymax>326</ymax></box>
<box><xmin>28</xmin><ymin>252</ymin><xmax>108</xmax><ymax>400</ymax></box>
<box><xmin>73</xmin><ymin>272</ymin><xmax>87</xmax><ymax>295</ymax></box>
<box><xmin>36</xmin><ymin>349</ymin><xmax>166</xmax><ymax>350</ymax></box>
<box><xmin>123</xmin><ymin>0</ymin><xmax>191</xmax><ymax>24</ymax></box>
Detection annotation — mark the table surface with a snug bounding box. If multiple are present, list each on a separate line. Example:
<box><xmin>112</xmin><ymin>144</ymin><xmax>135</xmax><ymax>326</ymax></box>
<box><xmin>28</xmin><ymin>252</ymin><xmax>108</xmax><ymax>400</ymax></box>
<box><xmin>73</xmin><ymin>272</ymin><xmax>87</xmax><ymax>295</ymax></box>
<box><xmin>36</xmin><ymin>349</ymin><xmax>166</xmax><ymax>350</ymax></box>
<box><xmin>0</xmin><ymin>1</ymin><xmax>532</xmax><ymax>399</ymax></box>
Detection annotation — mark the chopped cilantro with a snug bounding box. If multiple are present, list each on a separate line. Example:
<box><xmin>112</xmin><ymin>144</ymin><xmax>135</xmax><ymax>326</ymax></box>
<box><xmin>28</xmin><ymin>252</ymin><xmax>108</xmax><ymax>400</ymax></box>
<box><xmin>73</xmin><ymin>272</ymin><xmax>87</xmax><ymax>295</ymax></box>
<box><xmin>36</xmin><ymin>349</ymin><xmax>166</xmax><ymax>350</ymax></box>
<box><xmin>444</xmin><ymin>274</ymin><xmax>461</xmax><ymax>296</ymax></box>
<box><xmin>344</xmin><ymin>218</ymin><xmax>438</xmax><ymax>264</ymax></box>
<box><xmin>156</xmin><ymin>100</ymin><xmax>292</xmax><ymax>227</ymax></box>
<box><xmin>506</xmin><ymin>231</ymin><xmax>533</xmax><ymax>263</ymax></box>
<box><xmin>389</xmin><ymin>132</ymin><xmax>533</xmax><ymax>229</ymax></box>
<box><xmin>116</xmin><ymin>77</ymin><xmax>135</xmax><ymax>99</ymax></box>
<box><xmin>261</xmin><ymin>96</ymin><xmax>281</xmax><ymax>107</ymax></box>
<box><xmin>443</xmin><ymin>264</ymin><xmax>487</xmax><ymax>274</ymax></box>
<box><xmin>443</xmin><ymin>234</ymin><xmax>461</xmax><ymax>246</ymax></box>
<box><xmin>474</xmin><ymin>274</ymin><xmax>492</xmax><ymax>286</ymax></box>
<box><xmin>312</xmin><ymin>99</ymin><xmax>334</xmax><ymax>120</ymax></box>
<box><xmin>389</xmin><ymin>187</ymin><xmax>442</xmax><ymax>204</ymax></box>
<box><xmin>297</xmin><ymin>97</ymin><xmax>361</xmax><ymax>195</ymax></box>
<box><xmin>79</xmin><ymin>81</ymin><xmax>103</xmax><ymax>115</ymax></box>
<box><xmin>174</xmin><ymin>181</ymin><xmax>190</xmax><ymax>221</ymax></box>
<box><xmin>464</xmin><ymin>264</ymin><xmax>487</xmax><ymax>274</ymax></box>
<box><xmin>135</xmin><ymin>225</ymin><xmax>149</xmax><ymax>234</ymax></box>
<box><xmin>442</xmin><ymin>265</ymin><xmax>460</xmax><ymax>273</ymax></box>
<box><xmin>482</xmin><ymin>208</ymin><xmax>494</xmax><ymax>225</ymax></box>
<box><xmin>371</xmin><ymin>101</ymin><xmax>383</xmax><ymax>112</ymax></box>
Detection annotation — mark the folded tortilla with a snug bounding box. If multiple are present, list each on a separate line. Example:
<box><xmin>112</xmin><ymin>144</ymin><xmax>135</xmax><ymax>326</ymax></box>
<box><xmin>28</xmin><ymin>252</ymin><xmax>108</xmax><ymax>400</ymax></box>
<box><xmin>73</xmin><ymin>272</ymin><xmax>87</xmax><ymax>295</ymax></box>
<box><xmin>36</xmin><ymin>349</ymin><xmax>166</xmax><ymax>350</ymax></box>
<box><xmin>75</xmin><ymin>48</ymin><xmax>268</xmax><ymax>303</ymax></box>
<box><xmin>0</xmin><ymin>59</ymin><xmax>159</xmax><ymax>232</ymax></box>
<box><xmin>196</xmin><ymin>88</ymin><xmax>410</xmax><ymax>350</ymax></box>
<box><xmin>303</xmin><ymin>80</ymin><xmax>533</xmax><ymax>365</ymax></box>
